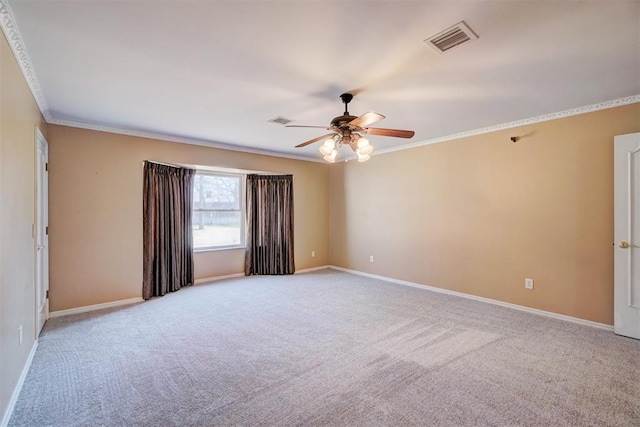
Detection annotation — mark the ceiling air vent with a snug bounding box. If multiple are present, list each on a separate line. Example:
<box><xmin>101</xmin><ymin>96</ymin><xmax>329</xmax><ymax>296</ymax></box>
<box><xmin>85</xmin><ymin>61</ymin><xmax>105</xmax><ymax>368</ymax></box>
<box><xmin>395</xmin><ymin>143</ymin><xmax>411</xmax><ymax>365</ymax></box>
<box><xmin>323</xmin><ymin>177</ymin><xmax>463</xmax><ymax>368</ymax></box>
<box><xmin>424</xmin><ymin>21</ymin><xmax>478</xmax><ymax>54</ymax></box>
<box><xmin>269</xmin><ymin>116</ymin><xmax>293</xmax><ymax>125</ymax></box>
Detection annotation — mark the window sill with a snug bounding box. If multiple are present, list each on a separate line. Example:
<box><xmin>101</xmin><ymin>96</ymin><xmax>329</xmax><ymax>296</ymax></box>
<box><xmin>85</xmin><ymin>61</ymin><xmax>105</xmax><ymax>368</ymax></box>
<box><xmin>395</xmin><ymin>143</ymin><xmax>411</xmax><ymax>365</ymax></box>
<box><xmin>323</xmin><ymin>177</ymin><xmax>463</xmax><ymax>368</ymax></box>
<box><xmin>194</xmin><ymin>245</ymin><xmax>245</xmax><ymax>253</ymax></box>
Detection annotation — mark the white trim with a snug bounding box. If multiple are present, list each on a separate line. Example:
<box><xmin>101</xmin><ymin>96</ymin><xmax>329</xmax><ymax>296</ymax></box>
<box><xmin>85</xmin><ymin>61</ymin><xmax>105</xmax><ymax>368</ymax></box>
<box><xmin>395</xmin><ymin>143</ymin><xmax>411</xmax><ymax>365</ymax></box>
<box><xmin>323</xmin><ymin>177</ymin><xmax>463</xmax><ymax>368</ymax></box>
<box><xmin>0</xmin><ymin>0</ymin><xmax>51</xmax><ymax>121</ymax></box>
<box><xmin>295</xmin><ymin>265</ymin><xmax>331</xmax><ymax>274</ymax></box>
<box><xmin>329</xmin><ymin>266</ymin><xmax>614</xmax><ymax>331</ymax></box>
<box><xmin>194</xmin><ymin>266</ymin><xmax>331</xmax><ymax>284</ymax></box>
<box><xmin>49</xmin><ymin>119</ymin><xmax>325</xmax><ymax>163</ymax></box>
<box><xmin>1</xmin><ymin>340</ymin><xmax>38</xmax><ymax>427</ymax></box>
<box><xmin>193</xmin><ymin>245</ymin><xmax>246</xmax><ymax>253</ymax></box>
<box><xmin>50</xmin><ymin>95</ymin><xmax>640</xmax><ymax>164</ymax></box>
<box><xmin>1</xmin><ymin>0</ymin><xmax>637</xmax><ymax>163</ymax></box>
<box><xmin>374</xmin><ymin>95</ymin><xmax>640</xmax><ymax>156</ymax></box>
<box><xmin>193</xmin><ymin>170</ymin><xmax>246</xmax><ymax>252</ymax></box>
<box><xmin>49</xmin><ymin>297</ymin><xmax>143</xmax><ymax>318</ymax></box>
<box><xmin>33</xmin><ymin>126</ymin><xmax>49</xmax><ymax>337</ymax></box>
<box><xmin>194</xmin><ymin>273</ymin><xmax>245</xmax><ymax>286</ymax></box>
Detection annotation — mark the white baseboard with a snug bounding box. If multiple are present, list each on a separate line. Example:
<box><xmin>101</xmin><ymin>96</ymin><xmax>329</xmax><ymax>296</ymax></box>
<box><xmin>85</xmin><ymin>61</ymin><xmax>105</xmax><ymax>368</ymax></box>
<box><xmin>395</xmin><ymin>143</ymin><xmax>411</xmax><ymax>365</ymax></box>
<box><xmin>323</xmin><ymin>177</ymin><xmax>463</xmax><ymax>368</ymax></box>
<box><xmin>195</xmin><ymin>266</ymin><xmax>330</xmax><ymax>283</ymax></box>
<box><xmin>329</xmin><ymin>266</ymin><xmax>614</xmax><ymax>331</ymax></box>
<box><xmin>195</xmin><ymin>273</ymin><xmax>245</xmax><ymax>286</ymax></box>
<box><xmin>295</xmin><ymin>265</ymin><xmax>331</xmax><ymax>274</ymax></box>
<box><xmin>1</xmin><ymin>340</ymin><xmax>38</xmax><ymax>427</ymax></box>
<box><xmin>49</xmin><ymin>297</ymin><xmax>143</xmax><ymax>318</ymax></box>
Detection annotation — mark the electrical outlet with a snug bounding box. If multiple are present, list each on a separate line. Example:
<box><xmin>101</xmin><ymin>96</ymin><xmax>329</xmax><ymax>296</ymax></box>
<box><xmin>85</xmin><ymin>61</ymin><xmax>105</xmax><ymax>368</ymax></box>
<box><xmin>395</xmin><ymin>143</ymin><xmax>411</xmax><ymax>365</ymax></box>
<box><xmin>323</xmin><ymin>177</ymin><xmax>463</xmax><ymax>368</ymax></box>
<box><xmin>311</xmin><ymin>251</ymin><xmax>315</xmax><ymax>257</ymax></box>
<box><xmin>369</xmin><ymin>255</ymin><xmax>374</xmax><ymax>263</ymax></box>
<box><xmin>525</xmin><ymin>278</ymin><xmax>534</xmax><ymax>290</ymax></box>
<box><xmin>18</xmin><ymin>325</ymin><xmax>23</xmax><ymax>345</ymax></box>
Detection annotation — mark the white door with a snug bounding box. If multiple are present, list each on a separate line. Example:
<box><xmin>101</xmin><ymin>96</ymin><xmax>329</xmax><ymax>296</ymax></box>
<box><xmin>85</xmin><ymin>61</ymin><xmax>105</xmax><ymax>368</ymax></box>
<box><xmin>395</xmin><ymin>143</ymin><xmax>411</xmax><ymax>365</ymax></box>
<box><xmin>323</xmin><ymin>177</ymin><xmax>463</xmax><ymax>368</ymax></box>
<box><xmin>35</xmin><ymin>128</ymin><xmax>49</xmax><ymax>335</ymax></box>
<box><xmin>614</xmin><ymin>132</ymin><xmax>640</xmax><ymax>339</ymax></box>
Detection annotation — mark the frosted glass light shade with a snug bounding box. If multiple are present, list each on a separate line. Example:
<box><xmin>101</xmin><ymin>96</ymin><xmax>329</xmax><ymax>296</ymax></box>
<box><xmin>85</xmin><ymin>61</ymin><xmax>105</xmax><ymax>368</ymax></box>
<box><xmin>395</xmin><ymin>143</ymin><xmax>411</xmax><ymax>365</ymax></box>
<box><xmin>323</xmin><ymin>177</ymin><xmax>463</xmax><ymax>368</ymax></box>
<box><xmin>357</xmin><ymin>137</ymin><xmax>370</xmax><ymax>149</ymax></box>
<box><xmin>357</xmin><ymin>153</ymin><xmax>371</xmax><ymax>162</ymax></box>
<box><xmin>320</xmin><ymin>138</ymin><xmax>336</xmax><ymax>156</ymax></box>
<box><xmin>323</xmin><ymin>149</ymin><xmax>337</xmax><ymax>163</ymax></box>
<box><xmin>358</xmin><ymin>145</ymin><xmax>373</xmax><ymax>155</ymax></box>
<box><xmin>319</xmin><ymin>145</ymin><xmax>333</xmax><ymax>156</ymax></box>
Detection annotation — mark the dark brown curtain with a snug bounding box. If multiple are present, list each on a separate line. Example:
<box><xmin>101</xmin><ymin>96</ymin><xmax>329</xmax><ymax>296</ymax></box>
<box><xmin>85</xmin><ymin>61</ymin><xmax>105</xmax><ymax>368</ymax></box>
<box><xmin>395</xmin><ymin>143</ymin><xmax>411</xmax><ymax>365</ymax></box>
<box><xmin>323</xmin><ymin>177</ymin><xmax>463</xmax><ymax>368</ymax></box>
<box><xmin>143</xmin><ymin>161</ymin><xmax>195</xmax><ymax>300</ymax></box>
<box><xmin>245</xmin><ymin>174</ymin><xmax>294</xmax><ymax>275</ymax></box>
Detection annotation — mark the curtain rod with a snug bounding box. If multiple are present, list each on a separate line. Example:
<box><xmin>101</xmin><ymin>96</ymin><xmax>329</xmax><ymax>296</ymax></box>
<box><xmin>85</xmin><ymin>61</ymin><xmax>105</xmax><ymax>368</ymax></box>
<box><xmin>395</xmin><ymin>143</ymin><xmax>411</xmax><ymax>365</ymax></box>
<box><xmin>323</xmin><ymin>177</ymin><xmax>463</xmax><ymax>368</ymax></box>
<box><xmin>145</xmin><ymin>160</ymin><xmax>288</xmax><ymax>176</ymax></box>
<box><xmin>145</xmin><ymin>160</ymin><xmax>195</xmax><ymax>169</ymax></box>
<box><xmin>176</xmin><ymin>162</ymin><xmax>287</xmax><ymax>176</ymax></box>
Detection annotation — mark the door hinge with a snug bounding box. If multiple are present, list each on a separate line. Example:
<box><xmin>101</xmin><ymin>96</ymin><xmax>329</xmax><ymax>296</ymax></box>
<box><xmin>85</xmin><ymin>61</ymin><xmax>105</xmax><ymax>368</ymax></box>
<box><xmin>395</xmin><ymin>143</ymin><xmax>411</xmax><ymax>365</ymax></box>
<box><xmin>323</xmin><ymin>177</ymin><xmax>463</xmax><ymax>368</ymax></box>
<box><xmin>46</xmin><ymin>226</ymin><xmax>49</xmax><ymax>235</ymax></box>
<box><xmin>45</xmin><ymin>163</ymin><xmax>48</xmax><ymax>171</ymax></box>
<box><xmin>46</xmin><ymin>290</ymin><xmax>49</xmax><ymax>299</ymax></box>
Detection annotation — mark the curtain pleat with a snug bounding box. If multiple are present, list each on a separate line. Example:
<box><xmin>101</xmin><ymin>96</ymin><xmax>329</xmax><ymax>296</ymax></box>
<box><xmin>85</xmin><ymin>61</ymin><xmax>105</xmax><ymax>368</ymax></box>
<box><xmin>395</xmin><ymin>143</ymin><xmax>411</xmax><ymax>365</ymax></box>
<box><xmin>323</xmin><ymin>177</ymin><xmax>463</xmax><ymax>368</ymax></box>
<box><xmin>143</xmin><ymin>161</ymin><xmax>195</xmax><ymax>300</ymax></box>
<box><xmin>245</xmin><ymin>174</ymin><xmax>294</xmax><ymax>275</ymax></box>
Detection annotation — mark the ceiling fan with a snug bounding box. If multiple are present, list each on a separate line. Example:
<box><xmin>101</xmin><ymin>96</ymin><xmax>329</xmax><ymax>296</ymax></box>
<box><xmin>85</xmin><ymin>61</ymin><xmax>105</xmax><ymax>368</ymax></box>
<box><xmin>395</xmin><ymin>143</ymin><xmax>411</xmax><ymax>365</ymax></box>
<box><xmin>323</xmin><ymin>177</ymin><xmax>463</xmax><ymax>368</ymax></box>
<box><xmin>287</xmin><ymin>93</ymin><xmax>415</xmax><ymax>163</ymax></box>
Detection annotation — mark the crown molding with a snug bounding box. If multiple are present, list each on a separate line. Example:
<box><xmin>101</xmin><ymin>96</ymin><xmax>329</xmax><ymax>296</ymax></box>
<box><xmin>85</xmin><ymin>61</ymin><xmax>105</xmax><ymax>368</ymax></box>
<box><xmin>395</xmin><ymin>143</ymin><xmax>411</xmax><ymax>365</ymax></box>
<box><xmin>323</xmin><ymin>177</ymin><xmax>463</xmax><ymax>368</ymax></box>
<box><xmin>48</xmin><ymin>118</ymin><xmax>325</xmax><ymax>163</ymax></box>
<box><xmin>0</xmin><ymin>0</ymin><xmax>51</xmax><ymax>121</ymax></box>
<box><xmin>0</xmin><ymin>0</ymin><xmax>319</xmax><ymax>163</ymax></box>
<box><xmin>2</xmin><ymin>0</ymin><xmax>637</xmax><ymax>163</ymax></box>
<box><xmin>54</xmin><ymin>94</ymin><xmax>636</xmax><ymax>164</ymax></box>
<box><xmin>374</xmin><ymin>94</ymin><xmax>640</xmax><ymax>156</ymax></box>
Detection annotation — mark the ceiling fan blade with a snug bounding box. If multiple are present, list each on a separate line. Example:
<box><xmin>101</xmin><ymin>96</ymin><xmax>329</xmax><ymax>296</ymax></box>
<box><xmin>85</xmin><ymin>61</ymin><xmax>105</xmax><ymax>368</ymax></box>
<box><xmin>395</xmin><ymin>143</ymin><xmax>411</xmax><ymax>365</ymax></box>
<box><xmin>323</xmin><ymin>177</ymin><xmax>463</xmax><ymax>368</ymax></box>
<box><xmin>365</xmin><ymin>128</ymin><xmax>415</xmax><ymax>138</ymax></box>
<box><xmin>286</xmin><ymin>125</ymin><xmax>330</xmax><ymax>129</ymax></box>
<box><xmin>295</xmin><ymin>133</ymin><xmax>336</xmax><ymax>148</ymax></box>
<box><xmin>349</xmin><ymin>112</ymin><xmax>385</xmax><ymax>128</ymax></box>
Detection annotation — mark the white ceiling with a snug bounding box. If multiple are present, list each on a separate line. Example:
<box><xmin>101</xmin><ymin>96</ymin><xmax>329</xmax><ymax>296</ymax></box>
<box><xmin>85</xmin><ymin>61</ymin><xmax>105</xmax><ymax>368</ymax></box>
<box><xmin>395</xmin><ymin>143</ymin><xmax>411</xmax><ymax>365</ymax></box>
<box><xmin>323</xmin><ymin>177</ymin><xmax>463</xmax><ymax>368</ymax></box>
<box><xmin>4</xmin><ymin>0</ymin><xmax>640</xmax><ymax>161</ymax></box>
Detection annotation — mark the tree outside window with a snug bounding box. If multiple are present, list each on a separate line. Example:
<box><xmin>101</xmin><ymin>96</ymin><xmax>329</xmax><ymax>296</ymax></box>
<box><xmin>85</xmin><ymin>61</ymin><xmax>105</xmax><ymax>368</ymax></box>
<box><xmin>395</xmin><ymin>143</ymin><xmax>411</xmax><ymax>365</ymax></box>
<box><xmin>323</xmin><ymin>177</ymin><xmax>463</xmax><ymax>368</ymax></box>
<box><xmin>192</xmin><ymin>172</ymin><xmax>245</xmax><ymax>250</ymax></box>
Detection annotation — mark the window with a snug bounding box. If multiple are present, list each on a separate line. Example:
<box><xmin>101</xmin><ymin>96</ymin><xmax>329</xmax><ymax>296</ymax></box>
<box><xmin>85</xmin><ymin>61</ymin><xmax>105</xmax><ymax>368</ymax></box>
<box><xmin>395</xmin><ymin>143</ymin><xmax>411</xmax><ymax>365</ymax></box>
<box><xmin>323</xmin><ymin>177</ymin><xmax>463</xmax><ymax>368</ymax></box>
<box><xmin>192</xmin><ymin>172</ymin><xmax>245</xmax><ymax>251</ymax></box>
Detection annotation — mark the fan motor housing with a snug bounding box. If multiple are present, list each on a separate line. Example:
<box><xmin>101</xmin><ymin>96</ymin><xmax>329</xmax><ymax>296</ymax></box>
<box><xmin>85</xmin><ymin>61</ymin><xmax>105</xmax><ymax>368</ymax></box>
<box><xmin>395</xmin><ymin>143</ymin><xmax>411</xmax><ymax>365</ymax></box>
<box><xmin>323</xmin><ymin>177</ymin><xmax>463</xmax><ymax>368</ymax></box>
<box><xmin>330</xmin><ymin>115</ymin><xmax>357</xmax><ymax>128</ymax></box>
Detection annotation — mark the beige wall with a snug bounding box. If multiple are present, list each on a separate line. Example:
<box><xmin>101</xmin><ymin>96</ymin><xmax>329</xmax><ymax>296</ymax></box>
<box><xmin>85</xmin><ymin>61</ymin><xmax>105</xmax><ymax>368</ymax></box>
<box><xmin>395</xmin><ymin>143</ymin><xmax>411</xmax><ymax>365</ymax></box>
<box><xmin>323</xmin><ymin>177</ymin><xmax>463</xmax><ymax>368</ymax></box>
<box><xmin>1</xmin><ymin>11</ymin><xmax>637</xmax><ymax>421</ymax></box>
<box><xmin>0</xmin><ymin>33</ymin><xmax>47</xmax><ymax>422</ymax></box>
<box><xmin>329</xmin><ymin>104</ymin><xmax>640</xmax><ymax>325</ymax></box>
<box><xmin>47</xmin><ymin>125</ymin><xmax>330</xmax><ymax>311</ymax></box>
<box><xmin>1</xmin><ymin>35</ymin><xmax>637</xmax><ymax>427</ymax></box>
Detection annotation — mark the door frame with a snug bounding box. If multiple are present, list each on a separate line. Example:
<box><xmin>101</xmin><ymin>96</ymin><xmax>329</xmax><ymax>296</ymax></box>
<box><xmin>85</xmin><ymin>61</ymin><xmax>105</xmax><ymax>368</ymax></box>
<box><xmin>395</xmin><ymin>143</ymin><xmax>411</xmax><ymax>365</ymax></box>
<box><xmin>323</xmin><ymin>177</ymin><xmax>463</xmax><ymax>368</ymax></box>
<box><xmin>34</xmin><ymin>127</ymin><xmax>49</xmax><ymax>336</ymax></box>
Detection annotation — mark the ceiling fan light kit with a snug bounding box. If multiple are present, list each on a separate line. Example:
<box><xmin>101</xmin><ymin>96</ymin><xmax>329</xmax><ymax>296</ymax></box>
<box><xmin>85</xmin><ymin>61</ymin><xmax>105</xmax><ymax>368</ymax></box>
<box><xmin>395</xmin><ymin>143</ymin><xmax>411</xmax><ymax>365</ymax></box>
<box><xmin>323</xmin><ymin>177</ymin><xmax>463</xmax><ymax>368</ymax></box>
<box><xmin>289</xmin><ymin>93</ymin><xmax>415</xmax><ymax>163</ymax></box>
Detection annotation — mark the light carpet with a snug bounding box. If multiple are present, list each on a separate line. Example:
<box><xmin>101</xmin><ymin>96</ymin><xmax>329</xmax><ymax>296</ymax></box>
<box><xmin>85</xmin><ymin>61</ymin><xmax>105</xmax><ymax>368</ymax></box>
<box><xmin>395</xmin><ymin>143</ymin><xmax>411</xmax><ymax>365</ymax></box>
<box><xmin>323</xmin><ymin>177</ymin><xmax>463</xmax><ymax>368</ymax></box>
<box><xmin>9</xmin><ymin>269</ymin><xmax>640</xmax><ymax>426</ymax></box>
